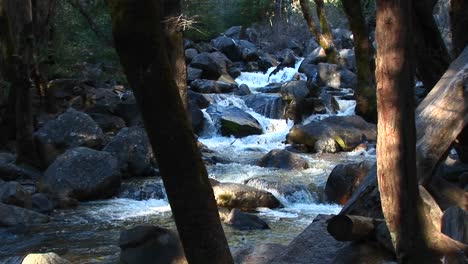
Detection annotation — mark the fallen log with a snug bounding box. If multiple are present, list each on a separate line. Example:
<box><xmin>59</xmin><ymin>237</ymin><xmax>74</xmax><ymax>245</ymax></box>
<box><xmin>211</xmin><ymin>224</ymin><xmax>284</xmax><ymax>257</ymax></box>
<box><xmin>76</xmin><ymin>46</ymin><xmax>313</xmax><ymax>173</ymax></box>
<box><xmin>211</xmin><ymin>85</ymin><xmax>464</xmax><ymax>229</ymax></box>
<box><xmin>326</xmin><ymin>215</ymin><xmax>384</xmax><ymax>242</ymax></box>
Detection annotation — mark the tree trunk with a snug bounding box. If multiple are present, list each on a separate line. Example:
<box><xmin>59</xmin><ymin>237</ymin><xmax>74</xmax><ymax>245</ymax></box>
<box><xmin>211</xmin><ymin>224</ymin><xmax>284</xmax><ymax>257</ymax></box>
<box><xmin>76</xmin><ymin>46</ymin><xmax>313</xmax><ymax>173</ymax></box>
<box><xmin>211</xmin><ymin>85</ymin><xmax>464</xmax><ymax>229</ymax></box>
<box><xmin>107</xmin><ymin>1</ymin><xmax>233</xmax><ymax>263</ymax></box>
<box><xmin>327</xmin><ymin>214</ymin><xmax>384</xmax><ymax>241</ymax></box>
<box><xmin>162</xmin><ymin>0</ymin><xmax>187</xmax><ymax>108</ymax></box>
<box><xmin>313</xmin><ymin>0</ymin><xmax>336</xmax><ymax>62</ymax></box>
<box><xmin>450</xmin><ymin>0</ymin><xmax>468</xmax><ymax>58</ymax></box>
<box><xmin>412</xmin><ymin>0</ymin><xmax>451</xmax><ymax>92</ymax></box>
<box><xmin>340</xmin><ymin>0</ymin><xmax>377</xmax><ymax>123</ymax></box>
<box><xmin>299</xmin><ymin>0</ymin><xmax>337</xmax><ymax>63</ymax></box>
<box><xmin>375</xmin><ymin>0</ymin><xmax>439</xmax><ymax>262</ymax></box>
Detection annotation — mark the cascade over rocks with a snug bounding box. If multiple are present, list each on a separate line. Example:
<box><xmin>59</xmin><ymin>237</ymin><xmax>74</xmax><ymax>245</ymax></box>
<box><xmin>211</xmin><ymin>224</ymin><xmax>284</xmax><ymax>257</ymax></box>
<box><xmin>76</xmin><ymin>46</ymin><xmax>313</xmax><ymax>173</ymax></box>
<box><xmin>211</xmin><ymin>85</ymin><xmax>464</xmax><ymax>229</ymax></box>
<box><xmin>44</xmin><ymin>147</ymin><xmax>121</xmax><ymax>201</ymax></box>
<box><xmin>103</xmin><ymin>127</ymin><xmax>155</xmax><ymax>177</ymax></box>
<box><xmin>245</xmin><ymin>177</ymin><xmax>318</xmax><ymax>204</ymax></box>
<box><xmin>257</xmin><ymin>149</ymin><xmax>309</xmax><ymax>170</ymax></box>
<box><xmin>211</xmin><ymin>181</ymin><xmax>280</xmax><ymax>209</ymax></box>
<box><xmin>119</xmin><ymin>225</ymin><xmax>187</xmax><ymax>264</ymax></box>
<box><xmin>35</xmin><ymin>108</ymin><xmax>106</xmax><ymax>165</ymax></box>
<box><xmin>206</xmin><ymin>105</ymin><xmax>263</xmax><ymax>138</ymax></box>
<box><xmin>0</xmin><ymin>202</ymin><xmax>49</xmax><ymax>227</ymax></box>
<box><xmin>287</xmin><ymin>115</ymin><xmax>377</xmax><ymax>153</ymax></box>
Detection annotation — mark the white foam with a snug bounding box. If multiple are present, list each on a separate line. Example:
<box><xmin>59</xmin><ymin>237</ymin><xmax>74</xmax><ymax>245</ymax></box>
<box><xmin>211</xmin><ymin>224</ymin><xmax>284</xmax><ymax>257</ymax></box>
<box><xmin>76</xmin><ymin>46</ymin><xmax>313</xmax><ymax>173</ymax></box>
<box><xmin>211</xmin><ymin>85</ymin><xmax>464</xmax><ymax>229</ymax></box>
<box><xmin>84</xmin><ymin>198</ymin><xmax>171</xmax><ymax>221</ymax></box>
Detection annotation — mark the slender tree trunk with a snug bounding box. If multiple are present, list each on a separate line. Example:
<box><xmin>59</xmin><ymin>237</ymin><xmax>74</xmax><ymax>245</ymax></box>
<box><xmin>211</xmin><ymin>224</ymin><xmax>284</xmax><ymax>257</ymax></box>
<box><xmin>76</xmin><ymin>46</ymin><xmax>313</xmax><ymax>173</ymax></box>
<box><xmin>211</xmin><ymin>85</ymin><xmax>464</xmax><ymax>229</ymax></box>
<box><xmin>162</xmin><ymin>0</ymin><xmax>187</xmax><ymax>108</ymax></box>
<box><xmin>375</xmin><ymin>0</ymin><xmax>439</xmax><ymax>262</ymax></box>
<box><xmin>412</xmin><ymin>0</ymin><xmax>451</xmax><ymax>92</ymax></box>
<box><xmin>107</xmin><ymin>1</ymin><xmax>233</xmax><ymax>263</ymax></box>
<box><xmin>341</xmin><ymin>0</ymin><xmax>377</xmax><ymax>123</ymax></box>
<box><xmin>299</xmin><ymin>0</ymin><xmax>337</xmax><ymax>63</ymax></box>
<box><xmin>450</xmin><ymin>0</ymin><xmax>468</xmax><ymax>58</ymax></box>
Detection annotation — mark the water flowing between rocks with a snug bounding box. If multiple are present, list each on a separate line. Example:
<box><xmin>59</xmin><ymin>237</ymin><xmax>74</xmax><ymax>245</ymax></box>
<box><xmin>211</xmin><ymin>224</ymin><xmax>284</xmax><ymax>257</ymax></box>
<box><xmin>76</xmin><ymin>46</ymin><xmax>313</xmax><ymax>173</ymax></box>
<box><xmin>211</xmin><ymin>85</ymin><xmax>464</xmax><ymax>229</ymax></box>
<box><xmin>0</xmin><ymin>60</ymin><xmax>375</xmax><ymax>263</ymax></box>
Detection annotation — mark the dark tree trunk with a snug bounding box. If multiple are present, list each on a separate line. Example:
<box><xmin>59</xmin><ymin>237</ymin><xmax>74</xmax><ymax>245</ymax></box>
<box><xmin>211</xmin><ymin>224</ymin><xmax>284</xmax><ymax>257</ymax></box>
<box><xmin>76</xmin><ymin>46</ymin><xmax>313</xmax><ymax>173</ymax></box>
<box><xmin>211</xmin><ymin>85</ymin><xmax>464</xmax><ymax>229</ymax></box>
<box><xmin>341</xmin><ymin>0</ymin><xmax>377</xmax><ymax>123</ymax></box>
<box><xmin>375</xmin><ymin>0</ymin><xmax>439</xmax><ymax>262</ymax></box>
<box><xmin>161</xmin><ymin>0</ymin><xmax>187</xmax><ymax>108</ymax></box>
<box><xmin>299</xmin><ymin>0</ymin><xmax>337</xmax><ymax>63</ymax></box>
<box><xmin>412</xmin><ymin>0</ymin><xmax>451</xmax><ymax>92</ymax></box>
<box><xmin>450</xmin><ymin>0</ymin><xmax>468</xmax><ymax>58</ymax></box>
<box><xmin>107</xmin><ymin>1</ymin><xmax>233</xmax><ymax>263</ymax></box>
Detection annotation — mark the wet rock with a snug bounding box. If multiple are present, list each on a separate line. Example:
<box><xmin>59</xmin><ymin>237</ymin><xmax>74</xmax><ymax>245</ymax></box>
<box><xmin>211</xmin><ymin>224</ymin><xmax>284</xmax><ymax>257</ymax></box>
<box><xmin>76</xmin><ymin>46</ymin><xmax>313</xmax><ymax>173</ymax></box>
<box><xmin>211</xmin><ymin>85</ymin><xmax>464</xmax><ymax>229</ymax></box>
<box><xmin>317</xmin><ymin>63</ymin><xmax>357</xmax><ymax>89</ymax></box>
<box><xmin>257</xmin><ymin>149</ymin><xmax>309</xmax><ymax>170</ymax></box>
<box><xmin>190</xmin><ymin>79</ymin><xmax>237</xmax><ymax>94</ymax></box>
<box><xmin>0</xmin><ymin>163</ymin><xmax>42</xmax><ymax>181</ymax></box>
<box><xmin>280</xmin><ymin>80</ymin><xmax>310</xmax><ymax>102</ymax></box>
<box><xmin>0</xmin><ymin>203</ymin><xmax>49</xmax><ymax>227</ymax></box>
<box><xmin>212</xmin><ymin>182</ymin><xmax>280</xmax><ymax>209</ymax></box>
<box><xmin>243</xmin><ymin>94</ymin><xmax>286</xmax><ymax>119</ymax></box>
<box><xmin>184</xmin><ymin>48</ymin><xmax>198</xmax><ymax>63</ymax></box>
<box><xmin>287</xmin><ymin>115</ymin><xmax>377</xmax><ymax>153</ymax></box>
<box><xmin>256</xmin><ymin>83</ymin><xmax>283</xmax><ymax>93</ymax></box>
<box><xmin>103</xmin><ymin>127</ymin><xmax>155</xmax><ymax>177</ymax></box>
<box><xmin>31</xmin><ymin>193</ymin><xmax>54</xmax><ymax>214</ymax></box>
<box><xmin>187</xmin><ymin>66</ymin><xmax>203</xmax><ymax>83</ymax></box>
<box><xmin>245</xmin><ymin>177</ymin><xmax>317</xmax><ymax>204</ymax></box>
<box><xmin>190</xmin><ymin>52</ymin><xmax>231</xmax><ymax>80</ymax></box>
<box><xmin>288</xmin><ymin>40</ymin><xmax>304</xmax><ymax>56</ymax></box>
<box><xmin>188</xmin><ymin>101</ymin><xmax>205</xmax><ymax>135</ymax></box>
<box><xmin>270</xmin><ymin>215</ymin><xmax>347</xmax><ymax>264</ymax></box>
<box><xmin>44</xmin><ymin>147</ymin><xmax>121</xmax><ymax>201</ymax></box>
<box><xmin>187</xmin><ymin>90</ymin><xmax>210</xmax><ymax>109</ymax></box>
<box><xmin>0</xmin><ymin>181</ymin><xmax>32</xmax><ymax>208</ymax></box>
<box><xmin>89</xmin><ymin>113</ymin><xmax>126</xmax><ymax>133</ymax></box>
<box><xmin>258</xmin><ymin>53</ymin><xmax>279</xmax><ymax>72</ymax></box>
<box><xmin>276</xmin><ymin>49</ymin><xmax>298</xmax><ymax>68</ymax></box>
<box><xmin>234</xmin><ymin>84</ymin><xmax>252</xmax><ymax>96</ymax></box>
<box><xmin>212</xmin><ymin>35</ymin><xmax>242</xmax><ymax>61</ymax></box>
<box><xmin>119</xmin><ymin>225</ymin><xmax>186</xmax><ymax>264</ymax></box>
<box><xmin>299</xmin><ymin>47</ymin><xmax>327</xmax><ymax>75</ymax></box>
<box><xmin>332</xmin><ymin>242</ymin><xmax>396</xmax><ymax>264</ymax></box>
<box><xmin>35</xmin><ymin>108</ymin><xmax>105</xmax><ymax>164</ymax></box>
<box><xmin>22</xmin><ymin>252</ymin><xmax>71</xmax><ymax>264</ymax></box>
<box><xmin>206</xmin><ymin>105</ymin><xmax>262</xmax><ymax>138</ymax></box>
<box><xmin>225</xmin><ymin>209</ymin><xmax>270</xmax><ymax>230</ymax></box>
<box><xmin>118</xmin><ymin>180</ymin><xmax>166</xmax><ymax>201</ymax></box>
<box><xmin>325</xmin><ymin>160</ymin><xmax>375</xmax><ymax>205</ymax></box>
<box><xmin>233</xmin><ymin>243</ymin><xmax>287</xmax><ymax>264</ymax></box>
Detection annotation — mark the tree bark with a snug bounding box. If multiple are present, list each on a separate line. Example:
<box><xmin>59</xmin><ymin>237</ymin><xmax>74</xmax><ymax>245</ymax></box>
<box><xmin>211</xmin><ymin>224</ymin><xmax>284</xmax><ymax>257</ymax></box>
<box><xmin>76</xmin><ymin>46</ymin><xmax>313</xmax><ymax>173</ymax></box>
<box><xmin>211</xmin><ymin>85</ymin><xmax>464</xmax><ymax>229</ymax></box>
<box><xmin>327</xmin><ymin>214</ymin><xmax>384</xmax><ymax>242</ymax></box>
<box><xmin>340</xmin><ymin>0</ymin><xmax>377</xmax><ymax>123</ymax></box>
<box><xmin>375</xmin><ymin>0</ymin><xmax>439</xmax><ymax>262</ymax></box>
<box><xmin>107</xmin><ymin>1</ymin><xmax>233</xmax><ymax>263</ymax></box>
<box><xmin>161</xmin><ymin>0</ymin><xmax>187</xmax><ymax>108</ymax></box>
<box><xmin>450</xmin><ymin>0</ymin><xmax>468</xmax><ymax>58</ymax></box>
<box><xmin>412</xmin><ymin>0</ymin><xmax>451</xmax><ymax>92</ymax></box>
<box><xmin>299</xmin><ymin>0</ymin><xmax>337</xmax><ymax>63</ymax></box>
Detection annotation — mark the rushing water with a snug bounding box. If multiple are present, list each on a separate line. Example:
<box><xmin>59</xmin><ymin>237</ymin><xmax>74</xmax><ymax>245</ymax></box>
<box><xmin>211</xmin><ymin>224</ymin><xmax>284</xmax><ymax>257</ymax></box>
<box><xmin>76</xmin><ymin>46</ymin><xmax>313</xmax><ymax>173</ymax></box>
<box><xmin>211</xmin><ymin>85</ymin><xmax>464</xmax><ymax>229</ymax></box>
<box><xmin>0</xmin><ymin>60</ymin><xmax>374</xmax><ymax>263</ymax></box>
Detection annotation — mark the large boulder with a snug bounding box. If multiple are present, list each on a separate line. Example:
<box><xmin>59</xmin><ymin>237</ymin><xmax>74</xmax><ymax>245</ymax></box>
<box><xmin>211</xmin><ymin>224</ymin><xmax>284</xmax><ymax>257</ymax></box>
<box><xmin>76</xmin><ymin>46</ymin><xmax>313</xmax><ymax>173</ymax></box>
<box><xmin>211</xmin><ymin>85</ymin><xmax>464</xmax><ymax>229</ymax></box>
<box><xmin>211</xmin><ymin>182</ymin><xmax>280</xmax><ymax>209</ymax></box>
<box><xmin>287</xmin><ymin>115</ymin><xmax>377</xmax><ymax>153</ymax></box>
<box><xmin>0</xmin><ymin>181</ymin><xmax>32</xmax><ymax>208</ymax></box>
<box><xmin>270</xmin><ymin>215</ymin><xmax>347</xmax><ymax>264</ymax></box>
<box><xmin>119</xmin><ymin>225</ymin><xmax>186</xmax><ymax>264</ymax></box>
<box><xmin>44</xmin><ymin>147</ymin><xmax>121</xmax><ymax>201</ymax></box>
<box><xmin>280</xmin><ymin>80</ymin><xmax>310</xmax><ymax>102</ymax></box>
<box><xmin>331</xmin><ymin>242</ymin><xmax>396</xmax><ymax>264</ymax></box>
<box><xmin>190</xmin><ymin>79</ymin><xmax>236</xmax><ymax>94</ymax></box>
<box><xmin>89</xmin><ymin>113</ymin><xmax>126</xmax><ymax>134</ymax></box>
<box><xmin>35</xmin><ymin>108</ymin><xmax>105</xmax><ymax>164</ymax></box>
<box><xmin>85</xmin><ymin>88</ymin><xmax>122</xmax><ymax>114</ymax></box>
<box><xmin>317</xmin><ymin>63</ymin><xmax>357</xmax><ymax>89</ymax></box>
<box><xmin>0</xmin><ymin>162</ymin><xmax>42</xmax><ymax>181</ymax></box>
<box><xmin>0</xmin><ymin>203</ymin><xmax>49</xmax><ymax>227</ymax></box>
<box><xmin>22</xmin><ymin>253</ymin><xmax>71</xmax><ymax>264</ymax></box>
<box><xmin>257</xmin><ymin>149</ymin><xmax>309</xmax><ymax>170</ymax></box>
<box><xmin>190</xmin><ymin>52</ymin><xmax>232</xmax><ymax>80</ymax></box>
<box><xmin>233</xmin><ymin>243</ymin><xmax>287</xmax><ymax>264</ymax></box>
<box><xmin>224</xmin><ymin>208</ymin><xmax>270</xmax><ymax>230</ymax></box>
<box><xmin>103</xmin><ymin>127</ymin><xmax>155</xmax><ymax>177</ymax></box>
<box><xmin>212</xmin><ymin>35</ymin><xmax>242</xmax><ymax>61</ymax></box>
<box><xmin>184</xmin><ymin>48</ymin><xmax>198</xmax><ymax>63</ymax></box>
<box><xmin>243</xmin><ymin>94</ymin><xmax>286</xmax><ymax>119</ymax></box>
<box><xmin>187</xmin><ymin>66</ymin><xmax>203</xmax><ymax>83</ymax></box>
<box><xmin>31</xmin><ymin>193</ymin><xmax>55</xmax><ymax>214</ymax></box>
<box><xmin>206</xmin><ymin>106</ymin><xmax>262</xmax><ymax>138</ymax></box>
<box><xmin>325</xmin><ymin>160</ymin><xmax>375</xmax><ymax>205</ymax></box>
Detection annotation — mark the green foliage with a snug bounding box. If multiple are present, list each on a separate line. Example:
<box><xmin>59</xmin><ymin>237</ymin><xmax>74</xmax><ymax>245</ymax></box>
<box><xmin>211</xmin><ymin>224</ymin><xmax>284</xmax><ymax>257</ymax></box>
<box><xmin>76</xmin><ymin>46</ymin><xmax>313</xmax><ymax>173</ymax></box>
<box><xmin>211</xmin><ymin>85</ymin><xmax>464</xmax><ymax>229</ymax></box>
<box><xmin>49</xmin><ymin>0</ymin><xmax>120</xmax><ymax>79</ymax></box>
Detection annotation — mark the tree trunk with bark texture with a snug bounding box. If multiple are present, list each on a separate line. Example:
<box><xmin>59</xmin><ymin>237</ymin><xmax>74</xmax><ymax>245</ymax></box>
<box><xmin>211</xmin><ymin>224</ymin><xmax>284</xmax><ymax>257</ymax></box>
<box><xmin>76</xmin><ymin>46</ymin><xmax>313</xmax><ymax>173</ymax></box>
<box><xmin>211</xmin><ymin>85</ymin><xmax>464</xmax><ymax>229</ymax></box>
<box><xmin>162</xmin><ymin>0</ymin><xmax>187</xmax><ymax>108</ymax></box>
<box><xmin>412</xmin><ymin>0</ymin><xmax>451</xmax><ymax>92</ymax></box>
<box><xmin>341</xmin><ymin>0</ymin><xmax>377</xmax><ymax>123</ymax></box>
<box><xmin>299</xmin><ymin>0</ymin><xmax>337</xmax><ymax>63</ymax></box>
<box><xmin>450</xmin><ymin>0</ymin><xmax>468</xmax><ymax>58</ymax></box>
<box><xmin>375</xmin><ymin>0</ymin><xmax>439</xmax><ymax>262</ymax></box>
<box><xmin>107</xmin><ymin>1</ymin><xmax>233</xmax><ymax>263</ymax></box>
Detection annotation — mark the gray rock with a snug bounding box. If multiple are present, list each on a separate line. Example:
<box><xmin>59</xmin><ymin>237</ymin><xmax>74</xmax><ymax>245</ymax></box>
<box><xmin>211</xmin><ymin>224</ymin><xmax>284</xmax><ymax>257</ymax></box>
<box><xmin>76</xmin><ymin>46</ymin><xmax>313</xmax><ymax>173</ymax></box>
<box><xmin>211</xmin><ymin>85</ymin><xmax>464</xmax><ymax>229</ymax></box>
<box><xmin>317</xmin><ymin>63</ymin><xmax>357</xmax><ymax>89</ymax></box>
<box><xmin>245</xmin><ymin>177</ymin><xmax>317</xmax><ymax>204</ymax></box>
<box><xmin>234</xmin><ymin>84</ymin><xmax>252</xmax><ymax>96</ymax></box>
<box><xmin>35</xmin><ymin>108</ymin><xmax>105</xmax><ymax>164</ymax></box>
<box><xmin>86</xmin><ymin>88</ymin><xmax>122</xmax><ymax>114</ymax></box>
<box><xmin>212</xmin><ymin>35</ymin><xmax>242</xmax><ymax>61</ymax></box>
<box><xmin>325</xmin><ymin>160</ymin><xmax>375</xmax><ymax>205</ymax></box>
<box><xmin>233</xmin><ymin>243</ymin><xmax>287</xmax><ymax>264</ymax></box>
<box><xmin>119</xmin><ymin>225</ymin><xmax>186</xmax><ymax>264</ymax></box>
<box><xmin>0</xmin><ymin>163</ymin><xmax>42</xmax><ymax>181</ymax></box>
<box><xmin>280</xmin><ymin>80</ymin><xmax>310</xmax><ymax>102</ymax></box>
<box><xmin>287</xmin><ymin>115</ymin><xmax>376</xmax><ymax>153</ymax></box>
<box><xmin>188</xmin><ymin>101</ymin><xmax>205</xmax><ymax>135</ymax></box>
<box><xmin>212</xmin><ymin>182</ymin><xmax>280</xmax><ymax>209</ymax></box>
<box><xmin>243</xmin><ymin>94</ymin><xmax>285</xmax><ymax>119</ymax></box>
<box><xmin>332</xmin><ymin>242</ymin><xmax>396</xmax><ymax>264</ymax></box>
<box><xmin>224</xmin><ymin>26</ymin><xmax>242</xmax><ymax>39</ymax></box>
<box><xmin>258</xmin><ymin>53</ymin><xmax>279</xmax><ymax>72</ymax></box>
<box><xmin>190</xmin><ymin>52</ymin><xmax>232</xmax><ymax>80</ymax></box>
<box><xmin>271</xmin><ymin>215</ymin><xmax>347</xmax><ymax>264</ymax></box>
<box><xmin>103</xmin><ymin>127</ymin><xmax>155</xmax><ymax>177</ymax></box>
<box><xmin>257</xmin><ymin>149</ymin><xmax>309</xmax><ymax>170</ymax></box>
<box><xmin>31</xmin><ymin>193</ymin><xmax>54</xmax><ymax>214</ymax></box>
<box><xmin>207</xmin><ymin>105</ymin><xmax>262</xmax><ymax>138</ymax></box>
<box><xmin>184</xmin><ymin>48</ymin><xmax>198</xmax><ymax>63</ymax></box>
<box><xmin>22</xmin><ymin>253</ymin><xmax>71</xmax><ymax>264</ymax></box>
<box><xmin>187</xmin><ymin>66</ymin><xmax>203</xmax><ymax>83</ymax></box>
<box><xmin>89</xmin><ymin>113</ymin><xmax>126</xmax><ymax>133</ymax></box>
<box><xmin>0</xmin><ymin>181</ymin><xmax>32</xmax><ymax>208</ymax></box>
<box><xmin>338</xmin><ymin>49</ymin><xmax>356</xmax><ymax>72</ymax></box>
<box><xmin>190</xmin><ymin>79</ymin><xmax>236</xmax><ymax>94</ymax></box>
<box><xmin>118</xmin><ymin>180</ymin><xmax>165</xmax><ymax>201</ymax></box>
<box><xmin>256</xmin><ymin>83</ymin><xmax>283</xmax><ymax>93</ymax></box>
<box><xmin>0</xmin><ymin>203</ymin><xmax>49</xmax><ymax>227</ymax></box>
<box><xmin>225</xmin><ymin>209</ymin><xmax>270</xmax><ymax>230</ymax></box>
<box><xmin>44</xmin><ymin>147</ymin><xmax>121</xmax><ymax>201</ymax></box>
<box><xmin>114</xmin><ymin>93</ymin><xmax>143</xmax><ymax>127</ymax></box>
<box><xmin>187</xmin><ymin>90</ymin><xmax>210</xmax><ymax>109</ymax></box>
